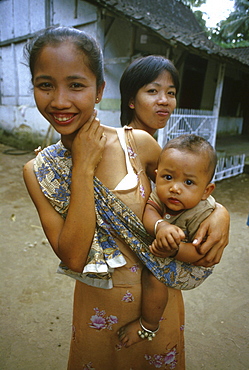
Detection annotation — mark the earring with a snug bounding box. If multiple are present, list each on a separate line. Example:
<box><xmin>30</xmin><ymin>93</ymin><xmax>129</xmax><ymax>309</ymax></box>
<box><xmin>96</xmin><ymin>97</ymin><xmax>99</xmax><ymax>103</ymax></box>
<box><xmin>129</xmin><ymin>103</ymin><xmax>134</xmax><ymax>109</ymax></box>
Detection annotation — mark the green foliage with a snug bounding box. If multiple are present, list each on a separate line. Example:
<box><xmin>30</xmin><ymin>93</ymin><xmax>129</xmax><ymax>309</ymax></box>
<box><xmin>180</xmin><ymin>0</ymin><xmax>249</xmax><ymax>47</ymax></box>
<box><xmin>180</xmin><ymin>0</ymin><xmax>206</xmax><ymax>7</ymax></box>
<box><xmin>211</xmin><ymin>0</ymin><xmax>249</xmax><ymax>47</ymax></box>
<box><xmin>179</xmin><ymin>0</ymin><xmax>208</xmax><ymax>33</ymax></box>
<box><xmin>193</xmin><ymin>9</ymin><xmax>207</xmax><ymax>30</ymax></box>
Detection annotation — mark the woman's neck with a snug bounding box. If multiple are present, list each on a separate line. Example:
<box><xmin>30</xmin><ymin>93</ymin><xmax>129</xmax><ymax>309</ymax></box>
<box><xmin>61</xmin><ymin>132</ymin><xmax>77</xmax><ymax>150</ymax></box>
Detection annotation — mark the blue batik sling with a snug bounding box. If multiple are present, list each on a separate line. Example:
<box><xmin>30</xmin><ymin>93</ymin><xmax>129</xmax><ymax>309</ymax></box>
<box><xmin>58</xmin><ymin>176</ymin><xmax>213</xmax><ymax>289</ymax></box>
<box><xmin>34</xmin><ymin>140</ymin><xmax>213</xmax><ymax>290</ymax></box>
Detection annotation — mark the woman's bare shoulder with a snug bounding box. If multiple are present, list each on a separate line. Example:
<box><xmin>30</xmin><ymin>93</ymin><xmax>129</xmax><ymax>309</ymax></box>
<box><xmin>23</xmin><ymin>158</ymin><xmax>35</xmax><ymax>176</ymax></box>
<box><xmin>132</xmin><ymin>129</ymin><xmax>161</xmax><ymax>152</ymax></box>
<box><xmin>23</xmin><ymin>158</ymin><xmax>39</xmax><ymax>196</ymax></box>
<box><xmin>101</xmin><ymin>125</ymin><xmax>117</xmax><ymax>134</ymax></box>
<box><xmin>131</xmin><ymin>129</ymin><xmax>161</xmax><ymax>181</ymax></box>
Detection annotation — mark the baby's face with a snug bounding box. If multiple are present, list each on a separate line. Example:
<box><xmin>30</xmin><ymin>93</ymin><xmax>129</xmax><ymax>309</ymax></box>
<box><xmin>156</xmin><ymin>148</ymin><xmax>212</xmax><ymax>211</ymax></box>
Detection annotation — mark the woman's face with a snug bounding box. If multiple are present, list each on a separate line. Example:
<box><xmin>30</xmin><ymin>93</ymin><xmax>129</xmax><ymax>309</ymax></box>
<box><xmin>130</xmin><ymin>70</ymin><xmax>177</xmax><ymax>136</ymax></box>
<box><xmin>33</xmin><ymin>41</ymin><xmax>104</xmax><ymax>139</ymax></box>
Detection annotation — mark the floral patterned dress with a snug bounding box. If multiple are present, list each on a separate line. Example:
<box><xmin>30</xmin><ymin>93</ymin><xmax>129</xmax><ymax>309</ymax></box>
<box><xmin>34</xmin><ymin>127</ymin><xmax>185</xmax><ymax>370</ymax></box>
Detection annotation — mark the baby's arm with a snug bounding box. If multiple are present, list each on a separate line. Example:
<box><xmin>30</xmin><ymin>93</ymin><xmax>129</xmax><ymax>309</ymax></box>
<box><xmin>150</xmin><ymin>239</ymin><xmax>204</xmax><ymax>263</ymax></box>
<box><xmin>175</xmin><ymin>242</ymin><xmax>205</xmax><ymax>263</ymax></box>
<box><xmin>143</xmin><ymin>203</ymin><xmax>185</xmax><ymax>254</ymax></box>
<box><xmin>149</xmin><ymin>202</ymin><xmax>217</xmax><ymax>263</ymax></box>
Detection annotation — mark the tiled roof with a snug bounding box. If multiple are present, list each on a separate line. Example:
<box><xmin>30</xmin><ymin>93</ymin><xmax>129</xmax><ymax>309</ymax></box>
<box><xmin>86</xmin><ymin>0</ymin><xmax>249</xmax><ymax>67</ymax></box>
<box><xmin>225</xmin><ymin>47</ymin><xmax>249</xmax><ymax>64</ymax></box>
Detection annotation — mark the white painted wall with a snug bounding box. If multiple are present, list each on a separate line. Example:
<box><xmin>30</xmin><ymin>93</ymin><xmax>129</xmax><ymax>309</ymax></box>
<box><xmin>0</xmin><ymin>0</ymin><xmax>122</xmax><ymax>138</ymax></box>
<box><xmin>0</xmin><ymin>0</ymin><xmax>245</xmax><ymax>139</ymax></box>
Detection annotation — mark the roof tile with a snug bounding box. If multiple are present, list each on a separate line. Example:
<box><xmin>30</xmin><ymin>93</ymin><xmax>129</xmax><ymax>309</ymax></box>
<box><xmin>87</xmin><ymin>0</ymin><xmax>249</xmax><ymax>66</ymax></box>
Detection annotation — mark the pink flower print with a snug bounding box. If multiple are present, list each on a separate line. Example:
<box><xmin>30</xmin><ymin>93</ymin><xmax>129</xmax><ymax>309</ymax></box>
<box><xmin>106</xmin><ymin>315</ymin><xmax>118</xmax><ymax>330</ymax></box>
<box><xmin>108</xmin><ymin>315</ymin><xmax>118</xmax><ymax>324</ymax></box>
<box><xmin>115</xmin><ymin>341</ymin><xmax>130</xmax><ymax>351</ymax></box>
<box><xmin>122</xmin><ymin>290</ymin><xmax>134</xmax><ymax>303</ymax></box>
<box><xmin>164</xmin><ymin>347</ymin><xmax>177</xmax><ymax>367</ymax></box>
<box><xmin>94</xmin><ymin>307</ymin><xmax>105</xmax><ymax>317</ymax></box>
<box><xmin>89</xmin><ymin>308</ymin><xmax>118</xmax><ymax>331</ymax></box>
<box><xmin>115</xmin><ymin>343</ymin><xmax>123</xmax><ymax>351</ymax></box>
<box><xmin>89</xmin><ymin>314</ymin><xmax>106</xmax><ymax>330</ymax></box>
<box><xmin>127</xmin><ymin>146</ymin><xmax>137</xmax><ymax>159</ymax></box>
<box><xmin>83</xmin><ymin>362</ymin><xmax>95</xmax><ymax>370</ymax></box>
<box><xmin>129</xmin><ymin>264</ymin><xmax>139</xmax><ymax>273</ymax></box>
<box><xmin>145</xmin><ymin>354</ymin><xmax>164</xmax><ymax>368</ymax></box>
<box><xmin>145</xmin><ymin>345</ymin><xmax>177</xmax><ymax>369</ymax></box>
<box><xmin>140</xmin><ymin>184</ymin><xmax>145</xmax><ymax>198</ymax></box>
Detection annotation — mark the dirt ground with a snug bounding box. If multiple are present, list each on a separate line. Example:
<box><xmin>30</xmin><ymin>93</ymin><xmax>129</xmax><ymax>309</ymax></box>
<box><xmin>0</xmin><ymin>139</ymin><xmax>249</xmax><ymax>370</ymax></box>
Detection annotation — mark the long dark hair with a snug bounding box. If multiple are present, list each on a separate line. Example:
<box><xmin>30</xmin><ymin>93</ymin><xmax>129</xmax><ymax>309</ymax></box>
<box><xmin>120</xmin><ymin>55</ymin><xmax>179</xmax><ymax>127</ymax></box>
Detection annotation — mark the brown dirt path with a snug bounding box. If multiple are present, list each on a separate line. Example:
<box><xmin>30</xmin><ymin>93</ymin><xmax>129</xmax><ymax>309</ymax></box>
<box><xmin>0</xmin><ymin>143</ymin><xmax>248</xmax><ymax>369</ymax></box>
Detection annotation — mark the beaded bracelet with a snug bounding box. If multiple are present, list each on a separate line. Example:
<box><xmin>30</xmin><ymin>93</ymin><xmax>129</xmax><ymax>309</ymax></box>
<box><xmin>137</xmin><ymin>317</ymin><xmax>159</xmax><ymax>341</ymax></box>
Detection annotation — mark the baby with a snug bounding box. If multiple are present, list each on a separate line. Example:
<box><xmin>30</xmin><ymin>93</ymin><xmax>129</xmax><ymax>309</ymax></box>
<box><xmin>118</xmin><ymin>134</ymin><xmax>217</xmax><ymax>347</ymax></box>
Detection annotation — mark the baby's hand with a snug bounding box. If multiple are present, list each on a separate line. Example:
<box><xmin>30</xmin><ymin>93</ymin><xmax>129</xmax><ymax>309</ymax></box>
<box><xmin>149</xmin><ymin>239</ymin><xmax>175</xmax><ymax>258</ymax></box>
<box><xmin>154</xmin><ymin>223</ymin><xmax>185</xmax><ymax>255</ymax></box>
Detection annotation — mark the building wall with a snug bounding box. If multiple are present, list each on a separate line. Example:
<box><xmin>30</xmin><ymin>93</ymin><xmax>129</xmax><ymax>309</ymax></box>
<box><xmin>0</xmin><ymin>0</ymin><xmax>245</xmax><ymax>140</ymax></box>
<box><xmin>201</xmin><ymin>59</ymin><xmax>219</xmax><ymax>111</ymax></box>
<box><xmin>0</xmin><ymin>0</ymin><xmax>123</xmax><ymax>136</ymax></box>
<box><xmin>0</xmin><ymin>0</ymin><xmax>172</xmax><ymax>134</ymax></box>
<box><xmin>217</xmin><ymin>117</ymin><xmax>243</xmax><ymax>136</ymax></box>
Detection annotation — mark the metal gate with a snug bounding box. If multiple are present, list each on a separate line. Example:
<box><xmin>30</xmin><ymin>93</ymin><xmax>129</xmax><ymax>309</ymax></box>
<box><xmin>157</xmin><ymin>109</ymin><xmax>245</xmax><ymax>182</ymax></box>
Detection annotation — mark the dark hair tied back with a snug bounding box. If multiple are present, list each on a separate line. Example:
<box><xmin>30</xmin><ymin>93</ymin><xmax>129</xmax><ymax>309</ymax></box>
<box><xmin>24</xmin><ymin>26</ymin><xmax>104</xmax><ymax>88</ymax></box>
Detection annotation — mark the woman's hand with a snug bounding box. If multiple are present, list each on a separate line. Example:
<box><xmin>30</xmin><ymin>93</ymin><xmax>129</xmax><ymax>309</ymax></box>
<box><xmin>57</xmin><ymin>111</ymin><xmax>107</xmax><ymax>271</ymax></box>
<box><xmin>192</xmin><ymin>203</ymin><xmax>230</xmax><ymax>267</ymax></box>
<box><xmin>71</xmin><ymin>111</ymin><xmax>107</xmax><ymax>172</ymax></box>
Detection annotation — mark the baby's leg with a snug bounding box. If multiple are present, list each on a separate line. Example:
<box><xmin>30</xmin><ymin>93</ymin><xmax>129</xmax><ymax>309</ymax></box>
<box><xmin>117</xmin><ymin>268</ymin><xmax>168</xmax><ymax>347</ymax></box>
<box><xmin>141</xmin><ymin>267</ymin><xmax>168</xmax><ymax>329</ymax></box>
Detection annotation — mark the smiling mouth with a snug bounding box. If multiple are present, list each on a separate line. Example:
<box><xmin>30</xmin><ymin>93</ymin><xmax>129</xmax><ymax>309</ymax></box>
<box><xmin>52</xmin><ymin>114</ymin><xmax>76</xmax><ymax>124</ymax></box>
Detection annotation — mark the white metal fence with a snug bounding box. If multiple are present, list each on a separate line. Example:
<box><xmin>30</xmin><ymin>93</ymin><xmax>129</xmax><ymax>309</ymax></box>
<box><xmin>157</xmin><ymin>109</ymin><xmax>245</xmax><ymax>182</ymax></box>
<box><xmin>214</xmin><ymin>154</ymin><xmax>245</xmax><ymax>182</ymax></box>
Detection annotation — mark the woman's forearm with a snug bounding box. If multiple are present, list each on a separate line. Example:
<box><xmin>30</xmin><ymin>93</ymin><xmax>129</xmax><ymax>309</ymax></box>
<box><xmin>58</xmin><ymin>166</ymin><xmax>96</xmax><ymax>272</ymax></box>
<box><xmin>57</xmin><ymin>118</ymin><xmax>106</xmax><ymax>271</ymax></box>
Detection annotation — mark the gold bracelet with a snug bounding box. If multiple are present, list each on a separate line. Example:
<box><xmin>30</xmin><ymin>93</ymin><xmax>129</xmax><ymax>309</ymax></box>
<box><xmin>154</xmin><ymin>219</ymin><xmax>165</xmax><ymax>236</ymax></box>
